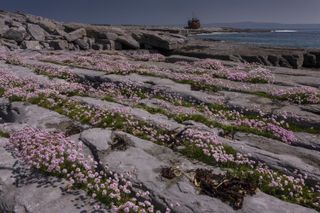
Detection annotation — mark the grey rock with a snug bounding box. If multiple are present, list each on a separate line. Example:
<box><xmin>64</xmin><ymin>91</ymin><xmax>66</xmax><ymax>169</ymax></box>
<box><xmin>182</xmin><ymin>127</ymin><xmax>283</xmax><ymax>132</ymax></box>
<box><xmin>0</xmin><ymin>98</ymin><xmax>15</xmax><ymax>123</ymax></box>
<box><xmin>282</xmin><ymin>54</ymin><xmax>303</xmax><ymax>69</ymax></box>
<box><xmin>0</xmin><ymin>138</ymin><xmax>17</xmax><ymax>213</ymax></box>
<box><xmin>293</xmin><ymin>132</ymin><xmax>320</xmax><ymax>151</ymax></box>
<box><xmin>0</xmin><ymin>19</ymin><xmax>9</xmax><ymax>36</ymax></box>
<box><xmin>138</xmin><ymin>31</ymin><xmax>186</xmax><ymax>51</ymax></box>
<box><xmin>80</xmin><ymin>128</ymin><xmax>112</xmax><ymax>153</ymax></box>
<box><xmin>49</xmin><ymin>40</ymin><xmax>69</xmax><ymax>50</ymax></box>
<box><xmin>3</xmin><ymin>28</ymin><xmax>26</xmax><ymax>42</ymax></box>
<box><xmin>0</xmin><ymin>39</ymin><xmax>19</xmax><ymax>50</ymax></box>
<box><xmin>224</xmin><ymin>133</ymin><xmax>320</xmax><ymax>181</ymax></box>
<box><xmin>26</xmin><ymin>14</ymin><xmax>64</xmax><ymax>34</ymax></box>
<box><xmin>101</xmin><ymin>131</ymin><xmax>233</xmax><ymax>213</ymax></box>
<box><xmin>84</xmin><ymin>25</ymin><xmax>122</xmax><ymax>40</ymax></box>
<box><xmin>0</xmin><ymin>102</ymin><xmax>75</xmax><ymax>134</ymax></box>
<box><xmin>116</xmin><ymin>35</ymin><xmax>140</xmax><ymax>49</ymax></box>
<box><xmin>92</xmin><ymin>43</ymin><xmax>103</xmax><ymax>50</ymax></box>
<box><xmin>21</xmin><ymin>40</ymin><xmax>42</xmax><ymax>50</ymax></box>
<box><xmin>74</xmin><ymin>38</ymin><xmax>89</xmax><ymax>50</ymax></box>
<box><xmin>166</xmin><ymin>55</ymin><xmax>200</xmax><ymax>63</ymax></box>
<box><xmin>64</xmin><ymin>28</ymin><xmax>86</xmax><ymax>42</ymax></box>
<box><xmin>26</xmin><ymin>23</ymin><xmax>46</xmax><ymax>41</ymax></box>
<box><xmin>241</xmin><ymin>191</ymin><xmax>318</xmax><ymax>213</ymax></box>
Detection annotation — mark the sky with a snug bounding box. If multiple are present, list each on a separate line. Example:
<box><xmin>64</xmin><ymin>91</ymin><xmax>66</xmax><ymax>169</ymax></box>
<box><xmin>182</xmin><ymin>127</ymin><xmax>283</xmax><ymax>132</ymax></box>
<box><xmin>0</xmin><ymin>0</ymin><xmax>320</xmax><ymax>25</ymax></box>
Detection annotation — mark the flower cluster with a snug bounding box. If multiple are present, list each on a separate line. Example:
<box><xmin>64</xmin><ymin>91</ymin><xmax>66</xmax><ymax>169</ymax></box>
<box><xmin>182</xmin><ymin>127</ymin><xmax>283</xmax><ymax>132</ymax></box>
<box><xmin>1</xmin><ymin>57</ymin><xmax>319</xmax><ymax>210</ymax></box>
<box><xmin>271</xmin><ymin>86</ymin><xmax>320</xmax><ymax>104</ymax></box>
<box><xmin>124</xmin><ymin>51</ymin><xmax>166</xmax><ymax>62</ymax></box>
<box><xmin>9</xmin><ymin>127</ymin><xmax>161</xmax><ymax>212</ymax></box>
<box><xmin>234</xmin><ymin>119</ymin><xmax>296</xmax><ymax>143</ymax></box>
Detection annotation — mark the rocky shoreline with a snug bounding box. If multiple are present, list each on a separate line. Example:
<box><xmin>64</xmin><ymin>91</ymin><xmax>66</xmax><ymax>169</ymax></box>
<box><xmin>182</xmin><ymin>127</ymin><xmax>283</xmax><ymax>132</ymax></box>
<box><xmin>1</xmin><ymin>10</ymin><xmax>320</xmax><ymax>69</ymax></box>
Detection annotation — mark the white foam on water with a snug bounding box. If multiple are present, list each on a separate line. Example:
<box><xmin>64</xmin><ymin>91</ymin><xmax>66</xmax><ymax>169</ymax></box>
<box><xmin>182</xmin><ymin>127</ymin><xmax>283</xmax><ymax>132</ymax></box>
<box><xmin>272</xmin><ymin>30</ymin><xmax>298</xmax><ymax>33</ymax></box>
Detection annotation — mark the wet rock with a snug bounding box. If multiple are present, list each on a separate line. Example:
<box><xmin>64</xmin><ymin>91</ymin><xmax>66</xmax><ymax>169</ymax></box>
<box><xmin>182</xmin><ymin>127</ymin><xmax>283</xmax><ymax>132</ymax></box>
<box><xmin>282</xmin><ymin>54</ymin><xmax>303</xmax><ymax>69</ymax></box>
<box><xmin>303</xmin><ymin>52</ymin><xmax>320</xmax><ymax>68</ymax></box>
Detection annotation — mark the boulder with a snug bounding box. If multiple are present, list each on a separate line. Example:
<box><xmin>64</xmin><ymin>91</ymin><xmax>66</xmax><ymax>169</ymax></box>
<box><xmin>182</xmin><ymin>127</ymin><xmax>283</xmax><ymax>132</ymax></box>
<box><xmin>21</xmin><ymin>40</ymin><xmax>42</xmax><ymax>50</ymax></box>
<box><xmin>267</xmin><ymin>55</ymin><xmax>279</xmax><ymax>66</ymax></box>
<box><xmin>95</xmin><ymin>38</ymin><xmax>113</xmax><ymax>49</ymax></box>
<box><xmin>116</xmin><ymin>35</ymin><xmax>140</xmax><ymax>49</ymax></box>
<box><xmin>137</xmin><ymin>31</ymin><xmax>186</xmax><ymax>51</ymax></box>
<box><xmin>26</xmin><ymin>23</ymin><xmax>46</xmax><ymax>41</ymax></box>
<box><xmin>92</xmin><ymin>43</ymin><xmax>103</xmax><ymax>50</ymax></box>
<box><xmin>0</xmin><ymin>19</ymin><xmax>9</xmax><ymax>36</ymax></box>
<box><xmin>0</xmin><ymin>39</ymin><xmax>19</xmax><ymax>50</ymax></box>
<box><xmin>49</xmin><ymin>40</ymin><xmax>69</xmax><ymax>50</ymax></box>
<box><xmin>74</xmin><ymin>38</ymin><xmax>90</xmax><ymax>50</ymax></box>
<box><xmin>26</xmin><ymin>14</ymin><xmax>64</xmax><ymax>34</ymax></box>
<box><xmin>84</xmin><ymin>25</ymin><xmax>122</xmax><ymax>40</ymax></box>
<box><xmin>2</xmin><ymin>27</ymin><xmax>26</xmax><ymax>43</ymax></box>
<box><xmin>0</xmin><ymin>98</ymin><xmax>14</xmax><ymax>123</ymax></box>
<box><xmin>64</xmin><ymin>28</ymin><xmax>86</xmax><ymax>42</ymax></box>
<box><xmin>303</xmin><ymin>52</ymin><xmax>320</xmax><ymax>68</ymax></box>
<box><xmin>282</xmin><ymin>54</ymin><xmax>303</xmax><ymax>69</ymax></box>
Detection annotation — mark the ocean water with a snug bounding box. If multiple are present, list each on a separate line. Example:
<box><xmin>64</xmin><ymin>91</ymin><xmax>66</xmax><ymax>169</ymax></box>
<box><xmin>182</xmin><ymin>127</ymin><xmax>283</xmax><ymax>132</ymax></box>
<box><xmin>195</xmin><ymin>29</ymin><xmax>320</xmax><ymax>49</ymax></box>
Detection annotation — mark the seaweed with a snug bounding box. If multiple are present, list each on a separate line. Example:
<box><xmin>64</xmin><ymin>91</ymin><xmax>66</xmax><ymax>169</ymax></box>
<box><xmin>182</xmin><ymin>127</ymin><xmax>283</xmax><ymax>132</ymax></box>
<box><xmin>194</xmin><ymin>169</ymin><xmax>257</xmax><ymax>210</ymax></box>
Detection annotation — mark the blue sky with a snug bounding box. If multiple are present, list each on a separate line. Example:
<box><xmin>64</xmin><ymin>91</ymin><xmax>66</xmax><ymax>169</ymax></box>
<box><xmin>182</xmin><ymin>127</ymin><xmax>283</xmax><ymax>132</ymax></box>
<box><xmin>1</xmin><ymin>0</ymin><xmax>319</xmax><ymax>25</ymax></box>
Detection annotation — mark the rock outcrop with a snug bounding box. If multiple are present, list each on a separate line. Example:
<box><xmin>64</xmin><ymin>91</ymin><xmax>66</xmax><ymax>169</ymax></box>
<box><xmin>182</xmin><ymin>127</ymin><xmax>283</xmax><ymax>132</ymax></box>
<box><xmin>0</xmin><ymin>11</ymin><xmax>186</xmax><ymax>52</ymax></box>
<box><xmin>1</xmin><ymin>10</ymin><xmax>320</xmax><ymax>69</ymax></box>
<box><xmin>174</xmin><ymin>39</ymin><xmax>320</xmax><ymax>69</ymax></box>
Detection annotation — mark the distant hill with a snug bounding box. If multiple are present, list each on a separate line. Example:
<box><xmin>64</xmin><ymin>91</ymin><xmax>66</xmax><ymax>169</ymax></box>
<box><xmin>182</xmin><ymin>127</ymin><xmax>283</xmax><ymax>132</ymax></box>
<box><xmin>204</xmin><ymin>22</ymin><xmax>320</xmax><ymax>30</ymax></box>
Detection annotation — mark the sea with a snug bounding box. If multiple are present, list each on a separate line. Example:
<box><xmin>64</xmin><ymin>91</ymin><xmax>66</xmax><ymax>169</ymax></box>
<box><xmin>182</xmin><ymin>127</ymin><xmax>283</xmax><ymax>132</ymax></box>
<box><xmin>195</xmin><ymin>29</ymin><xmax>320</xmax><ymax>49</ymax></box>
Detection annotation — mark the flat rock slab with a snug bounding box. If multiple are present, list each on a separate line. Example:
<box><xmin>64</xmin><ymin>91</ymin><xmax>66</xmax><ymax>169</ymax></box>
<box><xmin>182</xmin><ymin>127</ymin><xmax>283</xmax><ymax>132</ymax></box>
<box><xmin>80</xmin><ymin>128</ymin><xmax>112</xmax><ymax>152</ymax></box>
<box><xmin>221</xmin><ymin>134</ymin><xmax>320</xmax><ymax>181</ymax></box>
<box><xmin>241</xmin><ymin>191</ymin><xmax>318</xmax><ymax>213</ymax></box>
<box><xmin>100</xmin><ymin>130</ymin><xmax>316</xmax><ymax>213</ymax></box>
<box><xmin>4</xmin><ymin>102</ymin><xmax>75</xmax><ymax>132</ymax></box>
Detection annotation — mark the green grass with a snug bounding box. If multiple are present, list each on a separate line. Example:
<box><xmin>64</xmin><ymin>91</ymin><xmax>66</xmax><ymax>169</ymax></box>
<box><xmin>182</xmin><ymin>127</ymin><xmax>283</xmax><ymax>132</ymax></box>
<box><xmin>102</xmin><ymin>95</ymin><xmax>116</xmax><ymax>102</ymax></box>
<box><xmin>180</xmin><ymin>142</ymin><xmax>216</xmax><ymax>165</ymax></box>
<box><xmin>0</xmin><ymin>130</ymin><xmax>10</xmax><ymax>138</ymax></box>
<box><xmin>0</xmin><ymin>88</ymin><xmax>5</xmax><ymax>97</ymax></box>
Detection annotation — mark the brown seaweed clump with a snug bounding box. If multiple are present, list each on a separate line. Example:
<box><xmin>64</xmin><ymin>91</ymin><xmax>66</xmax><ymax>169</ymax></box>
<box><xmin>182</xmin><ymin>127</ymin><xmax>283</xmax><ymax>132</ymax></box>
<box><xmin>194</xmin><ymin>169</ymin><xmax>257</xmax><ymax>210</ymax></box>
